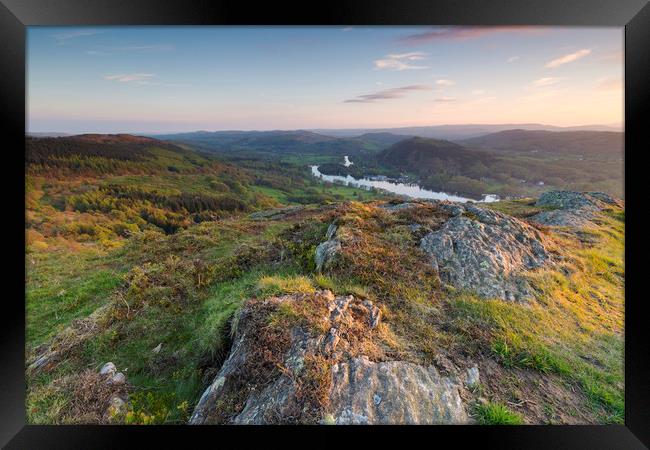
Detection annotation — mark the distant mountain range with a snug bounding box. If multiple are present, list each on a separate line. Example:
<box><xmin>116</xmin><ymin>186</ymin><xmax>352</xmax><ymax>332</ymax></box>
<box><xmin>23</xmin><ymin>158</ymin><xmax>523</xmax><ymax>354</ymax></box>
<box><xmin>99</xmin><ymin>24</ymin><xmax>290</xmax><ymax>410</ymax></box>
<box><xmin>310</xmin><ymin>123</ymin><xmax>622</xmax><ymax>141</ymax></box>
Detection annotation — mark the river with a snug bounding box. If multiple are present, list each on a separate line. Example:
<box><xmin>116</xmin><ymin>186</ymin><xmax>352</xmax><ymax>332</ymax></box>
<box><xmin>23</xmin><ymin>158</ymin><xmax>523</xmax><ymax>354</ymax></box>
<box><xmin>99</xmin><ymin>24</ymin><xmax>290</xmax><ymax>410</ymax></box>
<box><xmin>311</xmin><ymin>156</ymin><xmax>499</xmax><ymax>203</ymax></box>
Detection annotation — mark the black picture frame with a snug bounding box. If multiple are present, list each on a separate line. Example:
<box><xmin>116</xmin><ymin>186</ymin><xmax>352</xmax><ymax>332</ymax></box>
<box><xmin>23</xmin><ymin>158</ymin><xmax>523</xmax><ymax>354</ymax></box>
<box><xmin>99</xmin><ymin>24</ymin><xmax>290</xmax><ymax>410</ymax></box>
<box><xmin>1</xmin><ymin>0</ymin><xmax>648</xmax><ymax>448</ymax></box>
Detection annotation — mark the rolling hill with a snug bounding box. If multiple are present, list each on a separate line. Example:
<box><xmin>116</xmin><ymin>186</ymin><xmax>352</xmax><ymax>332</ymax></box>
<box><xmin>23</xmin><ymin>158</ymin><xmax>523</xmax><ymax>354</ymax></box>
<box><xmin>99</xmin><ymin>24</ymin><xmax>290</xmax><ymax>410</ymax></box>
<box><xmin>460</xmin><ymin>129</ymin><xmax>624</xmax><ymax>160</ymax></box>
<box><xmin>312</xmin><ymin>123</ymin><xmax>622</xmax><ymax>140</ymax></box>
<box><xmin>152</xmin><ymin>130</ymin><xmax>408</xmax><ymax>157</ymax></box>
<box><xmin>377</xmin><ymin>136</ymin><xmax>495</xmax><ymax>172</ymax></box>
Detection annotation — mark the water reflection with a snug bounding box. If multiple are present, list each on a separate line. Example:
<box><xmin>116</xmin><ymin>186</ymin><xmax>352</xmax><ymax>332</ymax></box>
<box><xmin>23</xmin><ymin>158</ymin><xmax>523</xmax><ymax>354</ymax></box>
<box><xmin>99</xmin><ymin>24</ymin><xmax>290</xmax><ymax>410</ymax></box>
<box><xmin>311</xmin><ymin>164</ymin><xmax>498</xmax><ymax>203</ymax></box>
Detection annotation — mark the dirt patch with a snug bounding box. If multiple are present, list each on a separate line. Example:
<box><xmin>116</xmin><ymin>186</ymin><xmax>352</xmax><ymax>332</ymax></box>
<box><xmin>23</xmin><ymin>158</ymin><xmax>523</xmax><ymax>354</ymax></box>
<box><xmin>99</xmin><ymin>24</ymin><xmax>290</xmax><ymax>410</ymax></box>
<box><xmin>451</xmin><ymin>355</ymin><xmax>597</xmax><ymax>424</ymax></box>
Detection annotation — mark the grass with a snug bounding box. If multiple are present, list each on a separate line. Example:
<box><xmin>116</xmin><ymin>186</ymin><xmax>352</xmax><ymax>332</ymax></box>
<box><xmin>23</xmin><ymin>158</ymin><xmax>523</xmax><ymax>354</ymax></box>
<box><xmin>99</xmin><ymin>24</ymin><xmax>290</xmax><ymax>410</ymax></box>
<box><xmin>256</xmin><ymin>274</ymin><xmax>316</xmax><ymax>297</ymax></box>
<box><xmin>26</xmin><ymin>248</ymin><xmax>127</xmax><ymax>348</ymax></box>
<box><xmin>475</xmin><ymin>402</ymin><xmax>525</xmax><ymax>425</ymax></box>
<box><xmin>446</xmin><ymin>211</ymin><xmax>624</xmax><ymax>422</ymax></box>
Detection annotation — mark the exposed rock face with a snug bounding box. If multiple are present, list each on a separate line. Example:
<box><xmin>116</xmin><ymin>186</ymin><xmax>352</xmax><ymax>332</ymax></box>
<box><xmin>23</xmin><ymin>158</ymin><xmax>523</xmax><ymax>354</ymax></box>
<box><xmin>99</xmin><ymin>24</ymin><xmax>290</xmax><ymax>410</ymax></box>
<box><xmin>420</xmin><ymin>203</ymin><xmax>549</xmax><ymax>302</ymax></box>
<box><xmin>531</xmin><ymin>191</ymin><xmax>622</xmax><ymax>227</ymax></box>
<box><xmin>465</xmin><ymin>366</ymin><xmax>480</xmax><ymax>389</ymax></box>
<box><xmin>189</xmin><ymin>290</ymin><xmax>468</xmax><ymax>425</ymax></box>
<box><xmin>315</xmin><ymin>223</ymin><xmax>341</xmax><ymax>271</ymax></box>
<box><xmin>380</xmin><ymin>202</ymin><xmax>418</xmax><ymax>212</ymax></box>
<box><xmin>329</xmin><ymin>357</ymin><xmax>468</xmax><ymax>424</ymax></box>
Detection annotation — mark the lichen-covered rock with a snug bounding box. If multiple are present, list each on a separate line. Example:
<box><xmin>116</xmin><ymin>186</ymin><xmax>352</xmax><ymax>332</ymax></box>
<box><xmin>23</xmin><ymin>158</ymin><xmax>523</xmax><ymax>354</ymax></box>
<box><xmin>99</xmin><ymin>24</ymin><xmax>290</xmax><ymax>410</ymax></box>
<box><xmin>190</xmin><ymin>290</ymin><xmax>361</xmax><ymax>425</ymax></box>
<box><xmin>380</xmin><ymin>202</ymin><xmax>418</xmax><ymax>212</ymax></box>
<box><xmin>189</xmin><ymin>290</ymin><xmax>468</xmax><ymax>425</ymax></box>
<box><xmin>532</xmin><ymin>191</ymin><xmax>622</xmax><ymax>227</ymax></box>
<box><xmin>465</xmin><ymin>366</ymin><xmax>480</xmax><ymax>389</ymax></box>
<box><xmin>328</xmin><ymin>356</ymin><xmax>468</xmax><ymax>425</ymax></box>
<box><xmin>315</xmin><ymin>223</ymin><xmax>341</xmax><ymax>271</ymax></box>
<box><xmin>420</xmin><ymin>203</ymin><xmax>549</xmax><ymax>302</ymax></box>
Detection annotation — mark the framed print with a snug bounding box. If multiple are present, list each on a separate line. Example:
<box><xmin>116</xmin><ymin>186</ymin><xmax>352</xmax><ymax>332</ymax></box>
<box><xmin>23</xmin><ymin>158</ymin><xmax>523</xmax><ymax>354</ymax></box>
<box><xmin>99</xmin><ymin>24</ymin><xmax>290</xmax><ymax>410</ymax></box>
<box><xmin>1</xmin><ymin>0</ymin><xmax>648</xmax><ymax>448</ymax></box>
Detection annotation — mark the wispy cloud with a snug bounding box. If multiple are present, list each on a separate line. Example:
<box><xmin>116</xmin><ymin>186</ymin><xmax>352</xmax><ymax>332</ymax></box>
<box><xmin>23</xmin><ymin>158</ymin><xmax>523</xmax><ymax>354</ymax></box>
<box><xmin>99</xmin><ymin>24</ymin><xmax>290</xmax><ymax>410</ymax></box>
<box><xmin>472</xmin><ymin>89</ymin><xmax>486</xmax><ymax>95</ymax></box>
<box><xmin>344</xmin><ymin>85</ymin><xmax>431</xmax><ymax>103</ymax></box>
<box><xmin>374</xmin><ymin>52</ymin><xmax>429</xmax><ymax>71</ymax></box>
<box><xmin>104</xmin><ymin>73</ymin><xmax>155</xmax><ymax>83</ymax></box>
<box><xmin>467</xmin><ymin>96</ymin><xmax>497</xmax><ymax>105</ymax></box>
<box><xmin>434</xmin><ymin>96</ymin><xmax>457</xmax><ymax>103</ymax></box>
<box><xmin>595</xmin><ymin>77</ymin><xmax>623</xmax><ymax>92</ymax></box>
<box><xmin>86</xmin><ymin>44</ymin><xmax>174</xmax><ymax>56</ymax></box>
<box><xmin>342</xmin><ymin>27</ymin><xmax>354</xmax><ymax>32</ymax></box>
<box><xmin>114</xmin><ymin>44</ymin><xmax>174</xmax><ymax>52</ymax></box>
<box><xmin>507</xmin><ymin>56</ymin><xmax>520</xmax><ymax>63</ymax></box>
<box><xmin>531</xmin><ymin>77</ymin><xmax>565</xmax><ymax>87</ymax></box>
<box><xmin>103</xmin><ymin>73</ymin><xmax>190</xmax><ymax>87</ymax></box>
<box><xmin>399</xmin><ymin>26</ymin><xmax>543</xmax><ymax>45</ymax></box>
<box><xmin>53</xmin><ymin>29</ymin><xmax>103</xmax><ymax>44</ymax></box>
<box><xmin>435</xmin><ymin>79</ymin><xmax>456</xmax><ymax>87</ymax></box>
<box><xmin>545</xmin><ymin>49</ymin><xmax>591</xmax><ymax>68</ymax></box>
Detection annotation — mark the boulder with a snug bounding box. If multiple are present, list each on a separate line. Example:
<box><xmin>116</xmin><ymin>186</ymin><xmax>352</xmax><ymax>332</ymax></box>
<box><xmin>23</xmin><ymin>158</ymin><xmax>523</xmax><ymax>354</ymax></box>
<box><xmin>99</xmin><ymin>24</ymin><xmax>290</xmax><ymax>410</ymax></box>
<box><xmin>315</xmin><ymin>223</ymin><xmax>341</xmax><ymax>272</ymax></box>
<box><xmin>109</xmin><ymin>372</ymin><xmax>126</xmax><ymax>385</ymax></box>
<box><xmin>532</xmin><ymin>191</ymin><xmax>622</xmax><ymax>227</ymax></box>
<box><xmin>380</xmin><ymin>202</ymin><xmax>418</xmax><ymax>212</ymax></box>
<box><xmin>99</xmin><ymin>362</ymin><xmax>117</xmax><ymax>376</ymax></box>
<box><xmin>189</xmin><ymin>290</ymin><xmax>468</xmax><ymax>425</ymax></box>
<box><xmin>420</xmin><ymin>203</ymin><xmax>549</xmax><ymax>302</ymax></box>
<box><xmin>465</xmin><ymin>366</ymin><xmax>480</xmax><ymax>389</ymax></box>
<box><xmin>328</xmin><ymin>356</ymin><xmax>468</xmax><ymax>425</ymax></box>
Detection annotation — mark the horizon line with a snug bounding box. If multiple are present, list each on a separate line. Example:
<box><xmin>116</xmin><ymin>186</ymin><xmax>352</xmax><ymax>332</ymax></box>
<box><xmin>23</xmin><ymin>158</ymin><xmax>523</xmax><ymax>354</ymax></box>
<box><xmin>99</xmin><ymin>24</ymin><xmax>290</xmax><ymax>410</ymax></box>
<box><xmin>27</xmin><ymin>121</ymin><xmax>624</xmax><ymax>136</ymax></box>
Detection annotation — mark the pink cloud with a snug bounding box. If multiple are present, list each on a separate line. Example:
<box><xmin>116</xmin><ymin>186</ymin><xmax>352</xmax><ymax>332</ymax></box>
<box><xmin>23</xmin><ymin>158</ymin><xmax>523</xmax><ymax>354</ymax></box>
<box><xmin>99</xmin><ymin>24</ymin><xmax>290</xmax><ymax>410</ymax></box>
<box><xmin>399</xmin><ymin>26</ymin><xmax>545</xmax><ymax>45</ymax></box>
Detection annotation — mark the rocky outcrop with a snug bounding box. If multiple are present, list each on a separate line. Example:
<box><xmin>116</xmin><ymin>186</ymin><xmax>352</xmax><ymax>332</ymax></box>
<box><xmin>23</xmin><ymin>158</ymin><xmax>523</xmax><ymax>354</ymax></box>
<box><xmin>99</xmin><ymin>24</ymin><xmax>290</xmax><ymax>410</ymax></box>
<box><xmin>420</xmin><ymin>203</ymin><xmax>550</xmax><ymax>302</ymax></box>
<box><xmin>189</xmin><ymin>290</ymin><xmax>468</xmax><ymax>425</ymax></box>
<box><xmin>531</xmin><ymin>191</ymin><xmax>622</xmax><ymax>227</ymax></box>
<box><xmin>315</xmin><ymin>223</ymin><xmax>341</xmax><ymax>272</ymax></box>
<box><xmin>328</xmin><ymin>357</ymin><xmax>468</xmax><ymax>424</ymax></box>
<box><xmin>380</xmin><ymin>202</ymin><xmax>419</xmax><ymax>212</ymax></box>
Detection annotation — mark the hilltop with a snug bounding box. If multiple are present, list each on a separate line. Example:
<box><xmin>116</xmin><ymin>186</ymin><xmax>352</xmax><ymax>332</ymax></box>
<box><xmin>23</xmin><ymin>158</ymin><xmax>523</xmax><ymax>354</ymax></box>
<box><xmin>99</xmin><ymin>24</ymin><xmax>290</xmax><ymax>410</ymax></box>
<box><xmin>377</xmin><ymin>136</ymin><xmax>495</xmax><ymax>170</ymax></box>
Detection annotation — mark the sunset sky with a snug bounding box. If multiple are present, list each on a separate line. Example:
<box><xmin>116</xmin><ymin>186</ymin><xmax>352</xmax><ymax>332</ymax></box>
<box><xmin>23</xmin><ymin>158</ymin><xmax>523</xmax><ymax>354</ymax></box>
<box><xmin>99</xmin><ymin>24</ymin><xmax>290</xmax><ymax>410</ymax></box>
<box><xmin>27</xmin><ymin>26</ymin><xmax>623</xmax><ymax>133</ymax></box>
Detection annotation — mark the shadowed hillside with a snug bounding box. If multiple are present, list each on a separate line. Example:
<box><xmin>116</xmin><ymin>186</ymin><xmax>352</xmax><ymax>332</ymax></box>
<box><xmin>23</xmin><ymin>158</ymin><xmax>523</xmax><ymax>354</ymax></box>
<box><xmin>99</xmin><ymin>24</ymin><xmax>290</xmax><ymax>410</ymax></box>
<box><xmin>460</xmin><ymin>130</ymin><xmax>624</xmax><ymax>160</ymax></box>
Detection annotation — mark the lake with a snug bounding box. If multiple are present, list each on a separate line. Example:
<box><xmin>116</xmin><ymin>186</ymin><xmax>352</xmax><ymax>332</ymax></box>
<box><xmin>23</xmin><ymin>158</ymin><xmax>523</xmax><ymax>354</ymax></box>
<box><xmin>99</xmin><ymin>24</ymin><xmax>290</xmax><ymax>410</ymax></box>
<box><xmin>311</xmin><ymin>156</ymin><xmax>499</xmax><ymax>203</ymax></box>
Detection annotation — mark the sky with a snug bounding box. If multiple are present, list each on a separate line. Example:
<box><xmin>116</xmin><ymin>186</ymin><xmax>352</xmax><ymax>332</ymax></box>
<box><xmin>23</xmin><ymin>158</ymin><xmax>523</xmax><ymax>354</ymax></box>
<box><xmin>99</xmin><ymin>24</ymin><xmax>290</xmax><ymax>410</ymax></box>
<box><xmin>27</xmin><ymin>26</ymin><xmax>624</xmax><ymax>133</ymax></box>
